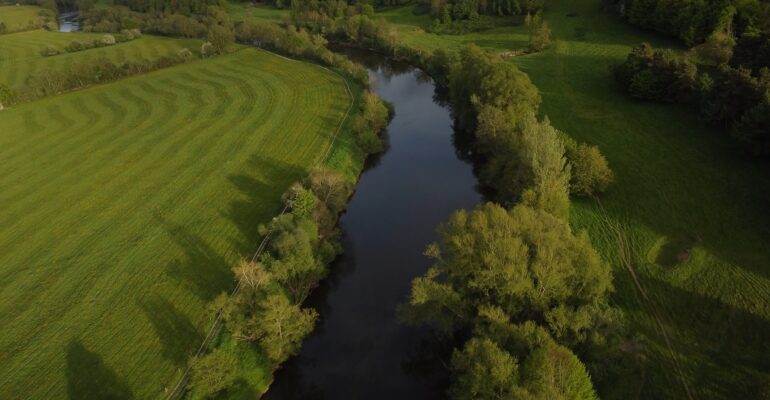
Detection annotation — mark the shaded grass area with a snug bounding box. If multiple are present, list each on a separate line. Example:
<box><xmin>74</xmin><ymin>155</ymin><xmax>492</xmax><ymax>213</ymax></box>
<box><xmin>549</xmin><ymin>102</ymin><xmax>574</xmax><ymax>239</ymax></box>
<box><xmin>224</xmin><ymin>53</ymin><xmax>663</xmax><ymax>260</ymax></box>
<box><xmin>0</xmin><ymin>48</ymin><xmax>354</xmax><ymax>399</ymax></box>
<box><xmin>0</xmin><ymin>30</ymin><xmax>201</xmax><ymax>87</ymax></box>
<box><xmin>378</xmin><ymin>5</ymin><xmax>529</xmax><ymax>53</ymax></box>
<box><xmin>227</xmin><ymin>2</ymin><xmax>289</xmax><ymax>22</ymax></box>
<box><xmin>505</xmin><ymin>0</ymin><xmax>770</xmax><ymax>398</ymax></box>
<box><xmin>0</xmin><ymin>5</ymin><xmax>51</xmax><ymax>33</ymax></box>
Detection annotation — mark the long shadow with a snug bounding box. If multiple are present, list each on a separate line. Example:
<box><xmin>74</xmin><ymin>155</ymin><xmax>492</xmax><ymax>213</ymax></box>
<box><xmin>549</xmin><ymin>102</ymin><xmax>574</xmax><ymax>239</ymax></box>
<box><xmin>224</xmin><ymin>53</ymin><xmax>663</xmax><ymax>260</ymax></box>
<box><xmin>138</xmin><ymin>294</ymin><xmax>204</xmax><ymax>367</ymax></box>
<box><xmin>156</xmin><ymin>212</ymin><xmax>232</xmax><ymax>302</ymax></box>
<box><xmin>65</xmin><ymin>340</ymin><xmax>134</xmax><ymax>400</ymax></box>
<box><xmin>222</xmin><ymin>153</ymin><xmax>305</xmax><ymax>254</ymax></box>
<box><xmin>620</xmin><ymin>275</ymin><xmax>770</xmax><ymax>400</ymax></box>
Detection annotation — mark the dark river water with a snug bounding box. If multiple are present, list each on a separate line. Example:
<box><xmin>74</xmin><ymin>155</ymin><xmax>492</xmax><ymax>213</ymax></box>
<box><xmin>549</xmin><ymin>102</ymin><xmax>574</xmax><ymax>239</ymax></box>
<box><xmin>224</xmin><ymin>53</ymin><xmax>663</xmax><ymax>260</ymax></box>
<box><xmin>264</xmin><ymin>51</ymin><xmax>482</xmax><ymax>399</ymax></box>
<box><xmin>58</xmin><ymin>11</ymin><xmax>80</xmax><ymax>32</ymax></box>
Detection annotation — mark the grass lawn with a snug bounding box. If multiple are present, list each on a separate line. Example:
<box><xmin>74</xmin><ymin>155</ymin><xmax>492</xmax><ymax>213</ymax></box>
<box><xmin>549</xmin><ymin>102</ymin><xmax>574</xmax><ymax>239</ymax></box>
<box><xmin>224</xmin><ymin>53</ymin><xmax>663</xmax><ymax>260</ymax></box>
<box><xmin>0</xmin><ymin>5</ymin><xmax>52</xmax><ymax>33</ymax></box>
<box><xmin>228</xmin><ymin>2</ymin><xmax>289</xmax><ymax>22</ymax></box>
<box><xmin>505</xmin><ymin>0</ymin><xmax>770</xmax><ymax>398</ymax></box>
<box><xmin>372</xmin><ymin>0</ymin><xmax>770</xmax><ymax>398</ymax></box>
<box><xmin>0</xmin><ymin>30</ymin><xmax>201</xmax><ymax>88</ymax></box>
<box><xmin>378</xmin><ymin>5</ymin><xmax>529</xmax><ymax>53</ymax></box>
<box><xmin>0</xmin><ymin>47</ymin><xmax>360</xmax><ymax>399</ymax></box>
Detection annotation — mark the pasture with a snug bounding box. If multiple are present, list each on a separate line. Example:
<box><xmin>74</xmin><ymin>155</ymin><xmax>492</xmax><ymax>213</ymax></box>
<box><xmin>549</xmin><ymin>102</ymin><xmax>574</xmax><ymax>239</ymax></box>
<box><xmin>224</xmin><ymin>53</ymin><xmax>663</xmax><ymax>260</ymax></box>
<box><xmin>506</xmin><ymin>0</ymin><xmax>770</xmax><ymax>398</ymax></box>
<box><xmin>0</xmin><ymin>47</ymin><xmax>357</xmax><ymax>399</ymax></box>
<box><xmin>0</xmin><ymin>30</ymin><xmax>200</xmax><ymax>87</ymax></box>
<box><xmin>378</xmin><ymin>5</ymin><xmax>528</xmax><ymax>53</ymax></box>
<box><xmin>0</xmin><ymin>5</ymin><xmax>51</xmax><ymax>33</ymax></box>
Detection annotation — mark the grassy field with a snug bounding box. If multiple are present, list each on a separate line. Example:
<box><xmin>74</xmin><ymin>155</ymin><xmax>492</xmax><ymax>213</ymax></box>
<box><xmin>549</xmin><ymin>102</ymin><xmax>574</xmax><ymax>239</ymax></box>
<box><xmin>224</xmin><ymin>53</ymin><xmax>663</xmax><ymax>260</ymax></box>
<box><xmin>378</xmin><ymin>5</ymin><xmax>528</xmax><ymax>53</ymax></box>
<box><xmin>0</xmin><ymin>5</ymin><xmax>52</xmax><ymax>33</ymax></box>
<box><xmin>379</xmin><ymin>1</ymin><xmax>770</xmax><ymax>398</ymax></box>
<box><xmin>227</xmin><ymin>2</ymin><xmax>288</xmax><ymax>22</ymax></box>
<box><xmin>504</xmin><ymin>0</ymin><xmax>770</xmax><ymax>398</ymax></box>
<box><xmin>0</xmin><ymin>47</ymin><xmax>359</xmax><ymax>399</ymax></box>
<box><xmin>0</xmin><ymin>30</ymin><xmax>201</xmax><ymax>87</ymax></box>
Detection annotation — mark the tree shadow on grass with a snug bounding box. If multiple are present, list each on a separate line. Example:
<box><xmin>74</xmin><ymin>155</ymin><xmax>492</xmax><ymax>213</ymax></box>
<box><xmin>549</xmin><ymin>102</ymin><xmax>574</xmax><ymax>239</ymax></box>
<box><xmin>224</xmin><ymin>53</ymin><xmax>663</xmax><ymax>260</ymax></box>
<box><xmin>65</xmin><ymin>340</ymin><xmax>134</xmax><ymax>400</ymax></box>
<box><xmin>156</xmin><ymin>212</ymin><xmax>232</xmax><ymax>302</ymax></box>
<box><xmin>138</xmin><ymin>294</ymin><xmax>204</xmax><ymax>367</ymax></box>
<box><xmin>620</xmin><ymin>274</ymin><xmax>770</xmax><ymax>400</ymax></box>
<box><xmin>223</xmin><ymin>153</ymin><xmax>305</xmax><ymax>254</ymax></box>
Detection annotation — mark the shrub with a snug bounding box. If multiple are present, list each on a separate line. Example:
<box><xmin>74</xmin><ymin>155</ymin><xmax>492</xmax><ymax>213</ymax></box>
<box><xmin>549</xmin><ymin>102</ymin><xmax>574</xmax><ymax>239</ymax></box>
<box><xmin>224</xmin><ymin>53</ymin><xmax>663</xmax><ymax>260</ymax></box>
<box><xmin>566</xmin><ymin>142</ymin><xmax>615</xmax><ymax>196</ymax></box>
<box><xmin>40</xmin><ymin>45</ymin><xmax>59</xmax><ymax>56</ymax></box>
<box><xmin>101</xmin><ymin>34</ymin><xmax>116</xmax><ymax>45</ymax></box>
<box><xmin>352</xmin><ymin>92</ymin><xmax>390</xmax><ymax>154</ymax></box>
<box><xmin>613</xmin><ymin>43</ymin><xmax>697</xmax><ymax>102</ymax></box>
<box><xmin>65</xmin><ymin>41</ymin><xmax>84</xmax><ymax>52</ymax></box>
<box><xmin>0</xmin><ymin>84</ymin><xmax>12</xmax><ymax>110</ymax></box>
<box><xmin>177</xmin><ymin>47</ymin><xmax>194</xmax><ymax>61</ymax></box>
<box><xmin>200</xmin><ymin>41</ymin><xmax>214</xmax><ymax>57</ymax></box>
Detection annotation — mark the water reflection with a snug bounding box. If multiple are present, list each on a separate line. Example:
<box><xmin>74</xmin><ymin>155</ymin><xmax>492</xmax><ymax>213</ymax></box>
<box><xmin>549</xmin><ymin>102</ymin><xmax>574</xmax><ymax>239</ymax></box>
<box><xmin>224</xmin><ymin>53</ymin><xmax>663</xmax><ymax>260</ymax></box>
<box><xmin>58</xmin><ymin>11</ymin><xmax>79</xmax><ymax>32</ymax></box>
<box><xmin>265</xmin><ymin>49</ymin><xmax>482</xmax><ymax>399</ymax></box>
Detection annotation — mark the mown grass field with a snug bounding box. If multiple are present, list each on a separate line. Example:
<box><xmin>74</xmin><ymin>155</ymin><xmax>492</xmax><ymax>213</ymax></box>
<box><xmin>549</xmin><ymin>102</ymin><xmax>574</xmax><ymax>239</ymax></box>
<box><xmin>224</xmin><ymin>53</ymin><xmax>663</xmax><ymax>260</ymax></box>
<box><xmin>378</xmin><ymin>5</ymin><xmax>528</xmax><ymax>53</ymax></box>
<box><xmin>0</xmin><ymin>5</ymin><xmax>51</xmax><ymax>33</ymax></box>
<box><xmin>505</xmin><ymin>0</ymin><xmax>770</xmax><ymax>398</ymax></box>
<box><xmin>0</xmin><ymin>30</ymin><xmax>201</xmax><ymax>87</ymax></box>
<box><xmin>0</xmin><ymin>47</ymin><xmax>358</xmax><ymax>399</ymax></box>
<box><xmin>379</xmin><ymin>1</ymin><xmax>770</xmax><ymax>398</ymax></box>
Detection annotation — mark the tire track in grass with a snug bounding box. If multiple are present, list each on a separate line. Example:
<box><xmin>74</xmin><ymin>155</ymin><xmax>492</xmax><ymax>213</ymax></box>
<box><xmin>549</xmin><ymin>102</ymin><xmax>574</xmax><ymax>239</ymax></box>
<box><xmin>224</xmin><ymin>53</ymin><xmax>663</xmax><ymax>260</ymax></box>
<box><xmin>595</xmin><ymin>198</ymin><xmax>695</xmax><ymax>400</ymax></box>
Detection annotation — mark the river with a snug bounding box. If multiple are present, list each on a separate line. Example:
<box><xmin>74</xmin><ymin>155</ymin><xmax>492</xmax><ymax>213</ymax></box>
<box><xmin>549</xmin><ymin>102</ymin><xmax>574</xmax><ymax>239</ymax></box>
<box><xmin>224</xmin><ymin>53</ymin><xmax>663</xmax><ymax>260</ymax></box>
<box><xmin>58</xmin><ymin>10</ymin><xmax>79</xmax><ymax>32</ymax></box>
<box><xmin>263</xmin><ymin>51</ymin><xmax>482</xmax><ymax>399</ymax></box>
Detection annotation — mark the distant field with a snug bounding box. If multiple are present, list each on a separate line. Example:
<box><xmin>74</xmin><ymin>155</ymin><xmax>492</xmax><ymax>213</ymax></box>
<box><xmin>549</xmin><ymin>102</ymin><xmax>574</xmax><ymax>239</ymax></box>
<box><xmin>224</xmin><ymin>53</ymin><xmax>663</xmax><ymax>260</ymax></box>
<box><xmin>0</xmin><ymin>48</ymin><xmax>355</xmax><ymax>399</ymax></box>
<box><xmin>228</xmin><ymin>2</ymin><xmax>288</xmax><ymax>22</ymax></box>
<box><xmin>0</xmin><ymin>5</ymin><xmax>52</xmax><ymax>33</ymax></box>
<box><xmin>378</xmin><ymin>6</ymin><xmax>528</xmax><ymax>53</ymax></box>
<box><xmin>0</xmin><ymin>30</ymin><xmax>201</xmax><ymax>87</ymax></box>
<box><xmin>506</xmin><ymin>0</ymin><xmax>770</xmax><ymax>398</ymax></box>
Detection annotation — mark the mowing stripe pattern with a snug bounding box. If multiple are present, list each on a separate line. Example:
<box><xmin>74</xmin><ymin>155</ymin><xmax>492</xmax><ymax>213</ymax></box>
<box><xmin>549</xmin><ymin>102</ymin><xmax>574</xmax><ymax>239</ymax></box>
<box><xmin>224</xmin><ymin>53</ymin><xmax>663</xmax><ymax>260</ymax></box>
<box><xmin>0</xmin><ymin>48</ymin><xmax>350</xmax><ymax>400</ymax></box>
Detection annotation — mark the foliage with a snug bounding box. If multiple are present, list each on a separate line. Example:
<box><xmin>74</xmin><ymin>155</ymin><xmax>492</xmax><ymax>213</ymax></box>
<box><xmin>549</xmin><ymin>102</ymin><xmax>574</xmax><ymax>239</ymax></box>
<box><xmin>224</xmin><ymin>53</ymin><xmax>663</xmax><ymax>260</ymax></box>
<box><xmin>730</xmin><ymin>31</ymin><xmax>770</xmax><ymax>73</ymax></box>
<box><xmin>527</xmin><ymin>13</ymin><xmax>551</xmax><ymax>51</ymax></box>
<box><xmin>207</xmin><ymin>22</ymin><xmax>235</xmax><ymax>54</ymax></box>
<box><xmin>449</xmin><ymin>337</ymin><xmax>522</xmax><ymax>400</ymax></box>
<box><xmin>402</xmin><ymin>202</ymin><xmax>613</xmax><ymax>341</ymax></box>
<box><xmin>252</xmin><ymin>294</ymin><xmax>318</xmax><ymax>363</ymax></box>
<box><xmin>479</xmin><ymin>113</ymin><xmax>571</xmax><ymax>217</ymax></box>
<box><xmin>352</xmin><ymin>91</ymin><xmax>390</xmax><ymax>154</ymax></box>
<box><xmin>188</xmin><ymin>348</ymin><xmax>238</xmax><ymax>398</ymax></box>
<box><xmin>563</xmin><ymin>139</ymin><xmax>615</xmax><ymax>196</ymax></box>
<box><xmin>449</xmin><ymin>44</ymin><xmax>540</xmax><ymax>129</ymax></box>
<box><xmin>0</xmin><ymin>83</ymin><xmax>11</xmax><ymax>110</ymax></box>
<box><xmin>520</xmin><ymin>344</ymin><xmax>599</xmax><ymax>400</ymax></box>
<box><xmin>0</xmin><ymin>49</ymin><xmax>354</xmax><ymax>399</ymax></box>
<box><xmin>613</xmin><ymin>43</ymin><xmax>697</xmax><ymax>102</ymax></box>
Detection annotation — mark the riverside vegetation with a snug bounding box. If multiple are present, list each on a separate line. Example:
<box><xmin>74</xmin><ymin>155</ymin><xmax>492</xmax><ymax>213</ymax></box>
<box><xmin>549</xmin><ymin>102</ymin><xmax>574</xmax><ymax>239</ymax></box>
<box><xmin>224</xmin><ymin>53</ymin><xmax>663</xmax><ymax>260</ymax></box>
<box><xmin>2</xmin><ymin>0</ymin><xmax>769</xmax><ymax>398</ymax></box>
<box><xmin>0</xmin><ymin>2</ymin><xmax>392</xmax><ymax>397</ymax></box>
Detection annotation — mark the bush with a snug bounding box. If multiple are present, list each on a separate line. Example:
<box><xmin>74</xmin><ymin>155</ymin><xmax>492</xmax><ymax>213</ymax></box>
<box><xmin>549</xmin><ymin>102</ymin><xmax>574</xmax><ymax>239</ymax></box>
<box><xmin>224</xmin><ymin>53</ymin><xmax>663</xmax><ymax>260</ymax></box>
<box><xmin>614</xmin><ymin>43</ymin><xmax>697</xmax><ymax>102</ymax></box>
<box><xmin>200</xmin><ymin>41</ymin><xmax>214</xmax><ymax>57</ymax></box>
<box><xmin>101</xmin><ymin>34</ymin><xmax>116</xmax><ymax>45</ymax></box>
<box><xmin>65</xmin><ymin>41</ymin><xmax>84</xmax><ymax>52</ymax></box>
<box><xmin>40</xmin><ymin>45</ymin><xmax>59</xmax><ymax>56</ymax></box>
<box><xmin>566</xmin><ymin>142</ymin><xmax>615</xmax><ymax>196</ymax></box>
<box><xmin>352</xmin><ymin>92</ymin><xmax>390</xmax><ymax>154</ymax></box>
<box><xmin>177</xmin><ymin>47</ymin><xmax>194</xmax><ymax>61</ymax></box>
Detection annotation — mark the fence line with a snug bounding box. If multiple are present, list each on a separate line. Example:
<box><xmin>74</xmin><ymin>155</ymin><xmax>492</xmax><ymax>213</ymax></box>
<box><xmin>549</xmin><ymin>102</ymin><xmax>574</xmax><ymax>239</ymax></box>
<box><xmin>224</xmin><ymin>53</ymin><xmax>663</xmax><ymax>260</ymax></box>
<box><xmin>164</xmin><ymin>48</ymin><xmax>355</xmax><ymax>400</ymax></box>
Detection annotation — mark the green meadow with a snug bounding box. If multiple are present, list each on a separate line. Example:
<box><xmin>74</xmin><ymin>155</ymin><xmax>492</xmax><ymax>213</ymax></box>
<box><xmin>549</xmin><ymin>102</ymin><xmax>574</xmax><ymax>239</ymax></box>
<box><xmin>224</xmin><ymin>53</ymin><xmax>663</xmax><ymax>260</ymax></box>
<box><xmin>378</xmin><ymin>5</ymin><xmax>528</xmax><ymax>53</ymax></box>
<box><xmin>379</xmin><ymin>2</ymin><xmax>770</xmax><ymax>398</ymax></box>
<box><xmin>507</xmin><ymin>0</ymin><xmax>770</xmax><ymax>398</ymax></box>
<box><xmin>0</xmin><ymin>47</ymin><xmax>357</xmax><ymax>399</ymax></box>
<box><xmin>0</xmin><ymin>30</ymin><xmax>201</xmax><ymax>87</ymax></box>
<box><xmin>0</xmin><ymin>5</ymin><xmax>51</xmax><ymax>33</ymax></box>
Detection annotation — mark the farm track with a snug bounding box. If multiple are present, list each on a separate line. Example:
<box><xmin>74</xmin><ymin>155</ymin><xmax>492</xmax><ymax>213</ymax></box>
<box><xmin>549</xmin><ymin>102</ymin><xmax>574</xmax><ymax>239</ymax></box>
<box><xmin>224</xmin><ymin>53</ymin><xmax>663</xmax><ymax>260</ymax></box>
<box><xmin>0</xmin><ymin>48</ymin><xmax>352</xmax><ymax>399</ymax></box>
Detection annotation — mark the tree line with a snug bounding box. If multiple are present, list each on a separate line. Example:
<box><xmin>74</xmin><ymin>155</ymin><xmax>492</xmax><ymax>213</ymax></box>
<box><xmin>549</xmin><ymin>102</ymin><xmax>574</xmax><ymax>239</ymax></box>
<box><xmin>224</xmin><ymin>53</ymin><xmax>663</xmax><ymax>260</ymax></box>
<box><xmin>614</xmin><ymin>42</ymin><xmax>770</xmax><ymax>155</ymax></box>
<box><xmin>264</xmin><ymin>3</ymin><xmax>635</xmax><ymax>398</ymax></box>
